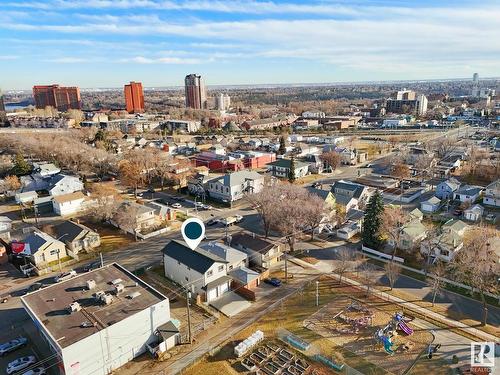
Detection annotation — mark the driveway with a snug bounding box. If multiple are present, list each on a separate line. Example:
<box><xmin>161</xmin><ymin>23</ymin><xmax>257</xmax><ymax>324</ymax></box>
<box><xmin>210</xmin><ymin>292</ymin><xmax>252</xmax><ymax>317</ymax></box>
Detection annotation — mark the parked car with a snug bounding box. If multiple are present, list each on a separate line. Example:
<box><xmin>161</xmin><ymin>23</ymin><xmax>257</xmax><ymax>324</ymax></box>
<box><xmin>234</xmin><ymin>215</ymin><xmax>244</xmax><ymax>223</ymax></box>
<box><xmin>206</xmin><ymin>218</ymin><xmax>218</xmax><ymax>226</ymax></box>
<box><xmin>0</xmin><ymin>338</ymin><xmax>28</xmax><ymax>356</ymax></box>
<box><xmin>54</xmin><ymin>270</ymin><xmax>77</xmax><ymax>283</ymax></box>
<box><xmin>6</xmin><ymin>356</ymin><xmax>36</xmax><ymax>374</ymax></box>
<box><xmin>171</xmin><ymin>203</ymin><xmax>182</xmax><ymax>209</ymax></box>
<box><xmin>264</xmin><ymin>278</ymin><xmax>282</xmax><ymax>287</ymax></box>
<box><xmin>485</xmin><ymin>213</ymin><xmax>497</xmax><ymax>223</ymax></box>
<box><xmin>195</xmin><ymin>202</ymin><xmax>204</xmax><ymax>208</ymax></box>
<box><xmin>83</xmin><ymin>261</ymin><xmax>101</xmax><ymax>272</ymax></box>
<box><xmin>22</xmin><ymin>367</ymin><xmax>46</xmax><ymax>375</ymax></box>
<box><xmin>23</xmin><ymin>283</ymin><xmax>44</xmax><ymax>295</ymax></box>
<box><xmin>202</xmin><ymin>204</ymin><xmax>213</xmax><ymax>210</ymax></box>
<box><xmin>453</xmin><ymin>209</ymin><xmax>463</xmax><ymax>216</ymax></box>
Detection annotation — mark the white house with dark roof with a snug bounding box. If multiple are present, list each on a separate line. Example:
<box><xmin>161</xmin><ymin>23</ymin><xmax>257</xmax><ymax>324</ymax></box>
<box><xmin>207</xmin><ymin>170</ymin><xmax>264</xmax><ymax>202</ymax></box>
<box><xmin>483</xmin><ymin>179</ymin><xmax>500</xmax><ymax>207</ymax></box>
<box><xmin>420</xmin><ymin>196</ymin><xmax>442</xmax><ymax>213</ymax></box>
<box><xmin>229</xmin><ymin>232</ymin><xmax>282</xmax><ymax>269</ymax></box>
<box><xmin>52</xmin><ymin>191</ymin><xmax>86</xmax><ymax>216</ymax></box>
<box><xmin>266</xmin><ymin>158</ymin><xmax>309</xmax><ymax>179</ymax></box>
<box><xmin>454</xmin><ymin>185</ymin><xmax>483</xmax><ymax>204</ymax></box>
<box><xmin>162</xmin><ymin>240</ymin><xmax>231</xmax><ymax>302</ymax></box>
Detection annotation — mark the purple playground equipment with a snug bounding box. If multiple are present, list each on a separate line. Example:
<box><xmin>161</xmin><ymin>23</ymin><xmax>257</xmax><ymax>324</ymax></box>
<box><xmin>393</xmin><ymin>312</ymin><xmax>413</xmax><ymax>335</ymax></box>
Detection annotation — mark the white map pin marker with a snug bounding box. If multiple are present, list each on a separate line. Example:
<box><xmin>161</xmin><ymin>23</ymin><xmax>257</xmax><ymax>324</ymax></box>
<box><xmin>181</xmin><ymin>218</ymin><xmax>205</xmax><ymax>250</ymax></box>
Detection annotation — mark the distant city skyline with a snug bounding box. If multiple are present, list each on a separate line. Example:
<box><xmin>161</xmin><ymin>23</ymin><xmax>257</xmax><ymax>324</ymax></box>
<box><xmin>1</xmin><ymin>0</ymin><xmax>499</xmax><ymax>90</ymax></box>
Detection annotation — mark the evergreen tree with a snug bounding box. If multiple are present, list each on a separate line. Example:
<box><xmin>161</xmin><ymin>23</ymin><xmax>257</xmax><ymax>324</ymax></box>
<box><xmin>11</xmin><ymin>152</ymin><xmax>32</xmax><ymax>176</ymax></box>
<box><xmin>362</xmin><ymin>190</ymin><xmax>384</xmax><ymax>249</ymax></box>
<box><xmin>288</xmin><ymin>156</ymin><xmax>296</xmax><ymax>183</ymax></box>
<box><xmin>278</xmin><ymin>135</ymin><xmax>286</xmax><ymax>155</ymax></box>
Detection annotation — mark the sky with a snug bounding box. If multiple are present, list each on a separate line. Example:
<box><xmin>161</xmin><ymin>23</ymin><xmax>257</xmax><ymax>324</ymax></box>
<box><xmin>1</xmin><ymin>0</ymin><xmax>500</xmax><ymax>90</ymax></box>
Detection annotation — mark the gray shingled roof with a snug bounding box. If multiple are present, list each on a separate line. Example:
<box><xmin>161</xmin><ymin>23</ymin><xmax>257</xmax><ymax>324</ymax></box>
<box><xmin>162</xmin><ymin>240</ymin><xmax>228</xmax><ymax>274</ymax></box>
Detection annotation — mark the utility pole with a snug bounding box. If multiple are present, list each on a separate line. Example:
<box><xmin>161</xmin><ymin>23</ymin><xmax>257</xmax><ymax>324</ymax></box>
<box><xmin>316</xmin><ymin>280</ymin><xmax>319</xmax><ymax>306</ymax></box>
<box><xmin>284</xmin><ymin>241</ymin><xmax>288</xmax><ymax>283</ymax></box>
<box><xmin>186</xmin><ymin>289</ymin><xmax>192</xmax><ymax>344</ymax></box>
<box><xmin>100</xmin><ymin>252</ymin><xmax>104</xmax><ymax>268</ymax></box>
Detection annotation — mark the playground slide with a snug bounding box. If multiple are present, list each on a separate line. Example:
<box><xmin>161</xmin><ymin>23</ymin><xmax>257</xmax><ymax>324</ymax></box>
<box><xmin>399</xmin><ymin>321</ymin><xmax>413</xmax><ymax>335</ymax></box>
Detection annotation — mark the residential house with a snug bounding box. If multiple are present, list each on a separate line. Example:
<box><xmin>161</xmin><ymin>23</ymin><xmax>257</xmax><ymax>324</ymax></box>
<box><xmin>420</xmin><ymin>196</ymin><xmax>441</xmax><ymax>213</ymax></box>
<box><xmin>454</xmin><ymin>185</ymin><xmax>483</xmax><ymax>204</ymax></box>
<box><xmin>23</xmin><ymin>230</ymin><xmax>68</xmax><ymax>268</ymax></box>
<box><xmin>331</xmin><ymin>180</ymin><xmax>372</xmax><ymax>210</ymax></box>
<box><xmin>266</xmin><ymin>159</ymin><xmax>309</xmax><ymax>179</ymax></box>
<box><xmin>337</xmin><ymin>221</ymin><xmax>360</xmax><ymax>240</ymax></box>
<box><xmin>162</xmin><ymin>240</ymin><xmax>231</xmax><ymax>302</ymax></box>
<box><xmin>200</xmin><ymin>242</ymin><xmax>248</xmax><ymax>271</ymax></box>
<box><xmin>112</xmin><ymin>201</ymin><xmax>156</xmax><ymax>234</ymax></box>
<box><xmin>435</xmin><ymin>177</ymin><xmax>461</xmax><ymax>200</ymax></box>
<box><xmin>463</xmin><ymin>204</ymin><xmax>484</xmax><ymax>222</ymax></box>
<box><xmin>145</xmin><ymin>201</ymin><xmax>176</xmax><ymax>221</ymax></box>
<box><xmin>52</xmin><ymin>191</ymin><xmax>86</xmax><ymax>216</ymax></box>
<box><xmin>483</xmin><ymin>179</ymin><xmax>500</xmax><ymax>207</ymax></box>
<box><xmin>47</xmin><ymin>174</ymin><xmax>84</xmax><ymax>197</ymax></box>
<box><xmin>391</xmin><ymin>219</ymin><xmax>427</xmax><ymax>251</ymax></box>
<box><xmin>187</xmin><ymin>173</ymin><xmax>211</xmax><ymax>197</ymax></box>
<box><xmin>207</xmin><ymin>170</ymin><xmax>264</xmax><ymax>203</ymax></box>
<box><xmin>306</xmin><ymin>187</ymin><xmax>336</xmax><ymax>209</ymax></box>
<box><xmin>303</xmin><ymin>154</ymin><xmax>323</xmax><ymax>174</ymax></box>
<box><xmin>229</xmin><ymin>232</ymin><xmax>282</xmax><ymax>269</ymax></box>
<box><xmin>50</xmin><ymin>220</ymin><xmax>101</xmax><ymax>256</ymax></box>
<box><xmin>406</xmin><ymin>147</ymin><xmax>434</xmax><ymax>164</ymax></box>
<box><xmin>420</xmin><ymin>219</ymin><xmax>467</xmax><ymax>263</ymax></box>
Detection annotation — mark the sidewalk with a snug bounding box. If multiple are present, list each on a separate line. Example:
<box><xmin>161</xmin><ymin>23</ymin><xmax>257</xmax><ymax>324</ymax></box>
<box><xmin>290</xmin><ymin>256</ymin><xmax>498</xmax><ymax>343</ymax></box>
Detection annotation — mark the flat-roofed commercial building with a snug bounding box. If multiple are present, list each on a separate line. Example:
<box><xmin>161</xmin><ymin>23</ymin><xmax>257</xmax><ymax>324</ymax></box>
<box><xmin>124</xmin><ymin>81</ymin><xmax>144</xmax><ymax>113</ymax></box>
<box><xmin>22</xmin><ymin>263</ymin><xmax>177</xmax><ymax>375</ymax></box>
<box><xmin>33</xmin><ymin>84</ymin><xmax>82</xmax><ymax>111</ymax></box>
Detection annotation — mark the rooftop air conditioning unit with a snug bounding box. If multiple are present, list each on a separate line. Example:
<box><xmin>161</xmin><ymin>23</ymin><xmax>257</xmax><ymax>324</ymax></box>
<box><xmin>114</xmin><ymin>283</ymin><xmax>124</xmax><ymax>295</ymax></box>
<box><xmin>86</xmin><ymin>279</ymin><xmax>96</xmax><ymax>290</ymax></box>
<box><xmin>93</xmin><ymin>291</ymin><xmax>105</xmax><ymax>302</ymax></box>
<box><xmin>102</xmin><ymin>293</ymin><xmax>114</xmax><ymax>305</ymax></box>
<box><xmin>68</xmin><ymin>302</ymin><xmax>81</xmax><ymax>313</ymax></box>
<box><xmin>111</xmin><ymin>278</ymin><xmax>123</xmax><ymax>286</ymax></box>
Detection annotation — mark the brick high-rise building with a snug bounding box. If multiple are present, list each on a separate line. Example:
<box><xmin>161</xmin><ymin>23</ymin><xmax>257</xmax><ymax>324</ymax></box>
<box><xmin>33</xmin><ymin>84</ymin><xmax>81</xmax><ymax>112</ymax></box>
<box><xmin>124</xmin><ymin>81</ymin><xmax>145</xmax><ymax>113</ymax></box>
<box><xmin>184</xmin><ymin>74</ymin><xmax>207</xmax><ymax>109</ymax></box>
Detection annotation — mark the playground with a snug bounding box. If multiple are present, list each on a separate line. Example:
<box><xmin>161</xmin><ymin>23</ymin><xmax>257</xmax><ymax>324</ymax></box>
<box><xmin>303</xmin><ymin>296</ymin><xmax>433</xmax><ymax>375</ymax></box>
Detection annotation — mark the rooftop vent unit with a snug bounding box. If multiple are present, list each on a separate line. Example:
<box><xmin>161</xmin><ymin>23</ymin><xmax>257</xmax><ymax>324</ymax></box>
<box><xmin>111</xmin><ymin>278</ymin><xmax>123</xmax><ymax>286</ymax></box>
<box><xmin>80</xmin><ymin>321</ymin><xmax>95</xmax><ymax>328</ymax></box>
<box><xmin>102</xmin><ymin>293</ymin><xmax>114</xmax><ymax>305</ymax></box>
<box><xmin>127</xmin><ymin>291</ymin><xmax>141</xmax><ymax>300</ymax></box>
<box><xmin>114</xmin><ymin>283</ymin><xmax>124</xmax><ymax>295</ymax></box>
<box><xmin>93</xmin><ymin>291</ymin><xmax>105</xmax><ymax>302</ymax></box>
<box><xmin>86</xmin><ymin>279</ymin><xmax>96</xmax><ymax>290</ymax></box>
<box><xmin>68</xmin><ymin>302</ymin><xmax>81</xmax><ymax>313</ymax></box>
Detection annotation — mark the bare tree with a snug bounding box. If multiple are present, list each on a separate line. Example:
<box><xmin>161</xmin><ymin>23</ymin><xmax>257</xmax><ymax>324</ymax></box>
<box><xmin>384</xmin><ymin>261</ymin><xmax>401</xmax><ymax>291</ymax></box>
<box><xmin>359</xmin><ymin>261</ymin><xmax>378</xmax><ymax>297</ymax></box>
<box><xmin>88</xmin><ymin>183</ymin><xmax>122</xmax><ymax>222</ymax></box>
<box><xmin>391</xmin><ymin>163</ymin><xmax>410</xmax><ymax>180</ymax></box>
<box><xmin>320</xmin><ymin>151</ymin><xmax>342</xmax><ymax>172</ymax></box>
<box><xmin>379</xmin><ymin>206</ymin><xmax>411</xmax><ymax>260</ymax></box>
<box><xmin>429</xmin><ymin>261</ymin><xmax>447</xmax><ymax>307</ymax></box>
<box><xmin>118</xmin><ymin>151</ymin><xmax>146</xmax><ymax>197</ymax></box>
<box><xmin>0</xmin><ymin>175</ymin><xmax>21</xmax><ymax>193</ymax></box>
<box><xmin>112</xmin><ymin>202</ymin><xmax>140</xmax><ymax>238</ymax></box>
<box><xmin>245</xmin><ymin>185</ymin><xmax>280</xmax><ymax>238</ymax></box>
<box><xmin>451</xmin><ymin>227</ymin><xmax>499</xmax><ymax>325</ymax></box>
<box><xmin>302</xmin><ymin>192</ymin><xmax>329</xmax><ymax>240</ymax></box>
<box><xmin>334</xmin><ymin>247</ymin><xmax>353</xmax><ymax>285</ymax></box>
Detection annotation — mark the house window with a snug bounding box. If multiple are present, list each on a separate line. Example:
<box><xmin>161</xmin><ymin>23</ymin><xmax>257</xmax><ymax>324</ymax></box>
<box><xmin>218</xmin><ymin>265</ymin><xmax>224</xmax><ymax>272</ymax></box>
<box><xmin>50</xmin><ymin>249</ymin><xmax>59</xmax><ymax>256</ymax></box>
<box><xmin>228</xmin><ymin>265</ymin><xmax>233</xmax><ymax>270</ymax></box>
<box><xmin>207</xmin><ymin>270</ymin><xmax>213</xmax><ymax>277</ymax></box>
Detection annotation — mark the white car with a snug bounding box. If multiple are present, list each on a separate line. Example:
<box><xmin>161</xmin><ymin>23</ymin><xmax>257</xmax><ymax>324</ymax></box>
<box><xmin>234</xmin><ymin>215</ymin><xmax>244</xmax><ymax>223</ymax></box>
<box><xmin>0</xmin><ymin>337</ymin><xmax>28</xmax><ymax>356</ymax></box>
<box><xmin>54</xmin><ymin>270</ymin><xmax>77</xmax><ymax>283</ymax></box>
<box><xmin>202</xmin><ymin>204</ymin><xmax>213</xmax><ymax>210</ymax></box>
<box><xmin>6</xmin><ymin>356</ymin><xmax>36</xmax><ymax>374</ymax></box>
<box><xmin>171</xmin><ymin>203</ymin><xmax>182</xmax><ymax>209</ymax></box>
<box><xmin>195</xmin><ymin>202</ymin><xmax>204</xmax><ymax>208</ymax></box>
<box><xmin>22</xmin><ymin>367</ymin><xmax>46</xmax><ymax>375</ymax></box>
